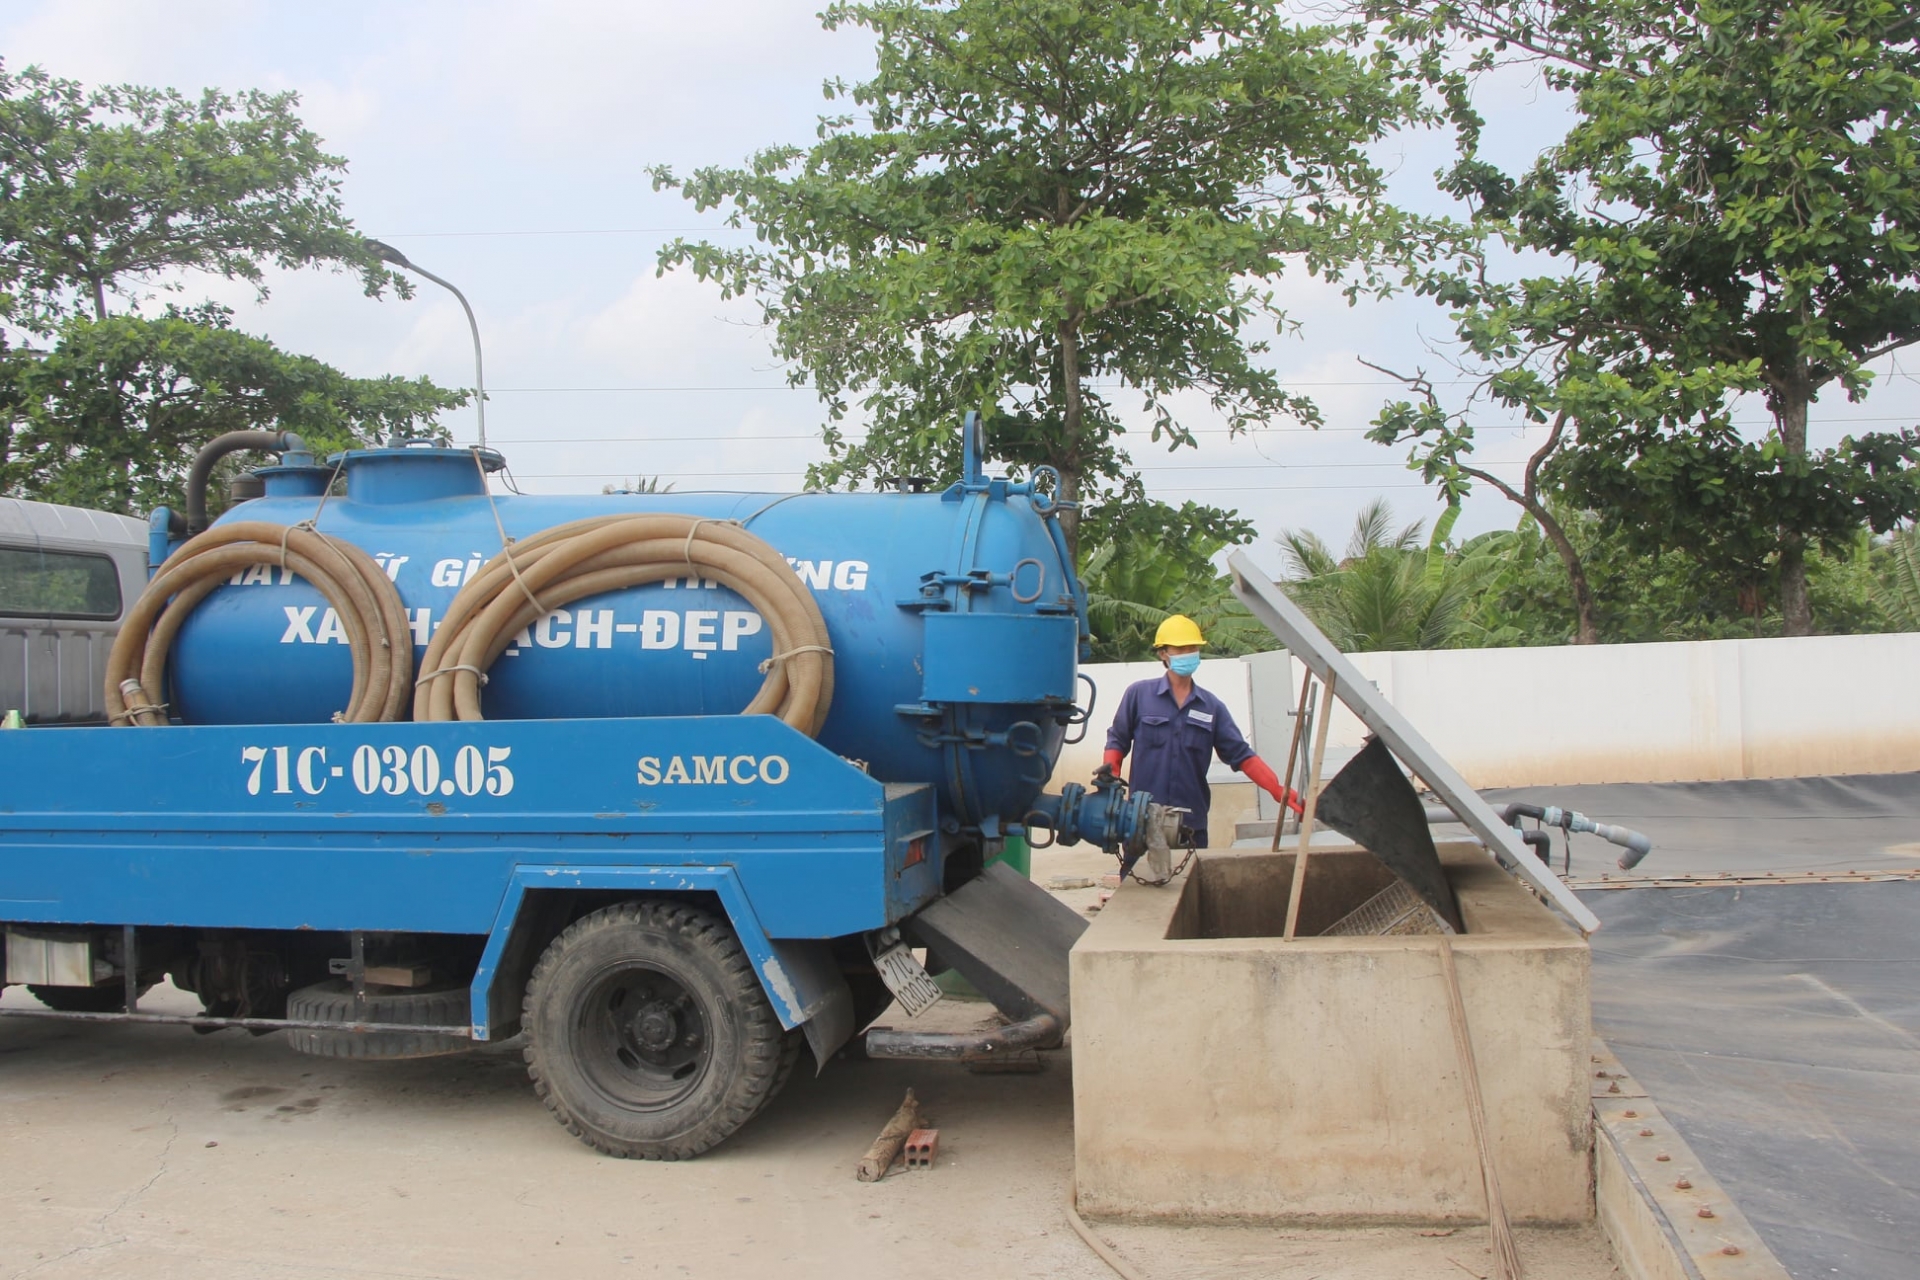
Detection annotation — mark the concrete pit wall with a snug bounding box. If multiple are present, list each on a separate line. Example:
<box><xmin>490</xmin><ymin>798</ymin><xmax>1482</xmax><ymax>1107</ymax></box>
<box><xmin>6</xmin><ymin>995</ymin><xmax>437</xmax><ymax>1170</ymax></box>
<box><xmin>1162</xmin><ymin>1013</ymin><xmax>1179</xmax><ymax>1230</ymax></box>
<box><xmin>1071</xmin><ymin>842</ymin><xmax>1592</xmax><ymax>1224</ymax></box>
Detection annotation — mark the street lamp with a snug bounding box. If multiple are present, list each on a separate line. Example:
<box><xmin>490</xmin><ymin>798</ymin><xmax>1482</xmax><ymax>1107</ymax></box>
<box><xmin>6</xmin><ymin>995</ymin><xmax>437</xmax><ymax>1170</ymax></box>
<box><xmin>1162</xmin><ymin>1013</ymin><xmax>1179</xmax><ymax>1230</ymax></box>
<box><xmin>366</xmin><ymin>239</ymin><xmax>488</xmax><ymax>450</ymax></box>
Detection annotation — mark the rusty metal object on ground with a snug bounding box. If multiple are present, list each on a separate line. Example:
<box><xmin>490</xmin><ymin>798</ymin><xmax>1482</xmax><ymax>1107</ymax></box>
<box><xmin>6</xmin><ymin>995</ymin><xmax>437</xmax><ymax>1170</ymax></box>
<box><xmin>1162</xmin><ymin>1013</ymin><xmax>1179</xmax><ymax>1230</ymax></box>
<box><xmin>865</xmin><ymin>1012</ymin><xmax>1060</xmax><ymax>1062</ymax></box>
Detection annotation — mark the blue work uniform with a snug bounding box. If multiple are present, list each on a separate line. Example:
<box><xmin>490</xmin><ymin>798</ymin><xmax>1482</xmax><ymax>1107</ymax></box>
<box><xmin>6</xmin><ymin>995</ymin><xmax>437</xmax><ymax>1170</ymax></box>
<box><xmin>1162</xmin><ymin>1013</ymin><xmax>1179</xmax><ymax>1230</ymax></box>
<box><xmin>1105</xmin><ymin>675</ymin><xmax>1254</xmax><ymax>846</ymax></box>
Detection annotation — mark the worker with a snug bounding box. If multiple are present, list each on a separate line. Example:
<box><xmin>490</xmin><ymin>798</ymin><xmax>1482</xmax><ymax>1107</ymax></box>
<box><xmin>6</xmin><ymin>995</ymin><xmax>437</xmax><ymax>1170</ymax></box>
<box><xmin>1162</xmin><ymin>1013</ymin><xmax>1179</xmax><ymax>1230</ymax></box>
<box><xmin>1103</xmin><ymin>614</ymin><xmax>1303</xmax><ymax>850</ymax></box>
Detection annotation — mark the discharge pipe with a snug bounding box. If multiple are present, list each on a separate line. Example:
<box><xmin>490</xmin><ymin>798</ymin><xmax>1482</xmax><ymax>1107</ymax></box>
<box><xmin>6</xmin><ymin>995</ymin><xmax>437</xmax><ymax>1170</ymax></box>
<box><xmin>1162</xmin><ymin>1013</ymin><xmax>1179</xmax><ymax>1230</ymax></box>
<box><xmin>185</xmin><ymin>430</ymin><xmax>311</xmax><ymax>537</ymax></box>
<box><xmin>1500</xmin><ymin>802</ymin><xmax>1653</xmax><ymax>870</ymax></box>
<box><xmin>1423</xmin><ymin>801</ymin><xmax>1653</xmax><ymax>870</ymax></box>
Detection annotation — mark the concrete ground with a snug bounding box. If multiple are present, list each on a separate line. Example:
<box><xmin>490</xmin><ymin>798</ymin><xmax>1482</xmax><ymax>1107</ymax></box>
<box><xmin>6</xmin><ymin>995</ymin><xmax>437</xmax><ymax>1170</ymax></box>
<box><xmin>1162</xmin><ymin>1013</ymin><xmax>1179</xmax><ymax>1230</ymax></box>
<box><xmin>0</xmin><ymin>842</ymin><xmax>1622</xmax><ymax>1280</ymax></box>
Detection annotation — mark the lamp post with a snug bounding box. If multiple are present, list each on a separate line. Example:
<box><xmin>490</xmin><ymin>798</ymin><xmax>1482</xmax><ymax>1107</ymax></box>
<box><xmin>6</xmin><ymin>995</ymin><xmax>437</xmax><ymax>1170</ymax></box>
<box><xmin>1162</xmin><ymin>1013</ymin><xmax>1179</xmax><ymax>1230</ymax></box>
<box><xmin>366</xmin><ymin>239</ymin><xmax>487</xmax><ymax>450</ymax></box>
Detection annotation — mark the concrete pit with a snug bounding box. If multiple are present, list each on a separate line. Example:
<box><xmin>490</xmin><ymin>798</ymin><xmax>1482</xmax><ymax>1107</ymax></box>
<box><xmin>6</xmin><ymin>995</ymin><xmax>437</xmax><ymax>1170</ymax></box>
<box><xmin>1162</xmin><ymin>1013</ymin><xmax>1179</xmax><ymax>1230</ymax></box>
<box><xmin>1071</xmin><ymin>841</ymin><xmax>1593</xmax><ymax>1225</ymax></box>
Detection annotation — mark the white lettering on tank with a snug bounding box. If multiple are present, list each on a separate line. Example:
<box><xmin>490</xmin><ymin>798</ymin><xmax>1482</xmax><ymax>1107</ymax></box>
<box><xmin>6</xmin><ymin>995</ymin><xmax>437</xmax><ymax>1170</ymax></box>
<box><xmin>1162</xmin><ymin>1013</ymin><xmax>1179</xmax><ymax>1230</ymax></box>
<box><xmin>692</xmin><ymin>756</ymin><xmax>727</xmax><ymax>785</ymax></box>
<box><xmin>313</xmin><ymin>609</ymin><xmax>346</xmax><ymax>645</ymax></box>
<box><xmin>408</xmin><ymin>608</ymin><xmax>433</xmax><ymax>648</ymax></box>
<box><xmin>684</xmin><ymin>611</ymin><xmax>718</xmax><ymax>655</ymax></box>
<box><xmin>662</xmin><ymin>756</ymin><xmax>691</xmax><ymax>785</ymax></box>
<box><xmin>281</xmin><ymin>606</ymin><xmax>317</xmax><ymax>643</ymax></box>
<box><xmin>641</xmin><ymin>610</ymin><xmax>679</xmax><ymax>649</ymax></box>
<box><xmin>380</xmin><ymin>555</ymin><xmax>408</xmax><ymax>583</ymax></box>
<box><xmin>534</xmin><ymin>610</ymin><xmax>572</xmax><ymax>648</ymax></box>
<box><xmin>790</xmin><ymin>559</ymin><xmax>832</xmax><ymax>590</ymax></box>
<box><xmin>576</xmin><ymin>609</ymin><xmax>615</xmax><ymax>649</ymax></box>
<box><xmin>722</xmin><ymin>611</ymin><xmax>763</xmax><ymax>650</ymax></box>
<box><xmin>242</xmin><ymin>563</ymin><xmax>276</xmax><ymax>586</ymax></box>
<box><xmin>636</xmin><ymin>756</ymin><xmax>662</xmax><ymax>785</ymax></box>
<box><xmin>430</xmin><ymin>558</ymin><xmax>465</xmax><ymax>588</ymax></box>
<box><xmin>729</xmin><ymin>755</ymin><xmax>758</xmax><ymax>784</ymax></box>
<box><xmin>833</xmin><ymin>561</ymin><xmax>869</xmax><ymax>590</ymax></box>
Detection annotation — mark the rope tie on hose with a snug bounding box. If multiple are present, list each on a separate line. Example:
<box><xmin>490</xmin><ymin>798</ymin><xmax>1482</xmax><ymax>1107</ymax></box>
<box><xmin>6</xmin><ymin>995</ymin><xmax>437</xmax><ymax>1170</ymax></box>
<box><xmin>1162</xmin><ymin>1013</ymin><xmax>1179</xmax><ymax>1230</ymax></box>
<box><xmin>680</xmin><ymin>517</ymin><xmax>740</xmax><ymax>575</ymax></box>
<box><xmin>758</xmin><ymin>643</ymin><xmax>834</xmax><ymax>675</ymax></box>
<box><xmin>277</xmin><ymin>518</ymin><xmax>318</xmax><ymax>571</ymax></box>
<box><xmin>415</xmin><ymin>663</ymin><xmax>489</xmax><ymax>687</ymax></box>
<box><xmin>474</xmin><ymin>447</ymin><xmax>549</xmax><ymax>616</ymax></box>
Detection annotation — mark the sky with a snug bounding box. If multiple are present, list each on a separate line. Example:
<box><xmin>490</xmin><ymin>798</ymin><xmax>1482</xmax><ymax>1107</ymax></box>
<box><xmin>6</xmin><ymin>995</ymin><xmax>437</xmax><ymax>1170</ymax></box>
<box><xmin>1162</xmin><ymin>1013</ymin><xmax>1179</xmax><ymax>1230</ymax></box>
<box><xmin>4</xmin><ymin>0</ymin><xmax>1916</xmax><ymax>580</ymax></box>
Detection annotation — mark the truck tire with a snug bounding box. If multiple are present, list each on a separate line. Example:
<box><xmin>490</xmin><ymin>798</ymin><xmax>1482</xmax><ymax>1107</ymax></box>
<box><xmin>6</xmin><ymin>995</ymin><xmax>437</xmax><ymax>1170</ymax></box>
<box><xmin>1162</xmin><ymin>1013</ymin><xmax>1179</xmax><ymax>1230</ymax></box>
<box><xmin>283</xmin><ymin>979</ymin><xmax>474</xmax><ymax>1059</ymax></box>
<box><xmin>523</xmin><ymin>900</ymin><xmax>785</xmax><ymax>1160</ymax></box>
<box><xmin>27</xmin><ymin>983</ymin><xmax>152</xmax><ymax>1014</ymax></box>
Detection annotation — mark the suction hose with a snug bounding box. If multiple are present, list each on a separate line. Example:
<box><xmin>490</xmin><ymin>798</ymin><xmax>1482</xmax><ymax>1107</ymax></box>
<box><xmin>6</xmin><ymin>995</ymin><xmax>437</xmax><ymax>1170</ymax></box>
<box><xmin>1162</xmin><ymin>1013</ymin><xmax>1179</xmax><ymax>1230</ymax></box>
<box><xmin>105</xmin><ymin>521</ymin><xmax>414</xmax><ymax>726</ymax></box>
<box><xmin>415</xmin><ymin>514</ymin><xmax>834</xmax><ymax>734</ymax></box>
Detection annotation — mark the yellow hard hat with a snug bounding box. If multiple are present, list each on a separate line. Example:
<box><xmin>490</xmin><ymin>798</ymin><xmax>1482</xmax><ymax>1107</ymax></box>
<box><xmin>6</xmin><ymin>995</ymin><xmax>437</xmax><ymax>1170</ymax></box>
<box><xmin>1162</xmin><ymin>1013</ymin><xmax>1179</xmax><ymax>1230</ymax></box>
<box><xmin>1153</xmin><ymin>614</ymin><xmax>1205</xmax><ymax>648</ymax></box>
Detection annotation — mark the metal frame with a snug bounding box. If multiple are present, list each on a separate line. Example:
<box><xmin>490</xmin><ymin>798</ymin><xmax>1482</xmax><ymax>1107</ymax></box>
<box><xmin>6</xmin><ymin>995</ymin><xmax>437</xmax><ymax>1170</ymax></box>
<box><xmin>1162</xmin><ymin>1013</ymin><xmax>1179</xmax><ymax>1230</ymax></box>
<box><xmin>1228</xmin><ymin>551</ymin><xmax>1601</xmax><ymax>935</ymax></box>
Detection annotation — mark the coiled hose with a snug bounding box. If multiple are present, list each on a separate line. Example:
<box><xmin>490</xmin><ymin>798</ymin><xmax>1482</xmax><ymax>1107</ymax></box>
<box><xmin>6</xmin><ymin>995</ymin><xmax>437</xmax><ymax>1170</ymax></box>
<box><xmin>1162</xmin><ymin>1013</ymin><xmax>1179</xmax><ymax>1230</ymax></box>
<box><xmin>415</xmin><ymin>513</ymin><xmax>834</xmax><ymax>734</ymax></box>
<box><xmin>105</xmin><ymin>521</ymin><xmax>414</xmax><ymax>726</ymax></box>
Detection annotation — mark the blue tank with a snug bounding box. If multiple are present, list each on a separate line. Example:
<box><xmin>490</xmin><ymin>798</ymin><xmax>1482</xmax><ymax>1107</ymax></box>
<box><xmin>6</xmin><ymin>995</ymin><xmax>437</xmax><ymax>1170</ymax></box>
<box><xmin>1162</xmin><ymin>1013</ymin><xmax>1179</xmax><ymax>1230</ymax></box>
<box><xmin>164</xmin><ymin>441</ymin><xmax>1091</xmax><ymax>835</ymax></box>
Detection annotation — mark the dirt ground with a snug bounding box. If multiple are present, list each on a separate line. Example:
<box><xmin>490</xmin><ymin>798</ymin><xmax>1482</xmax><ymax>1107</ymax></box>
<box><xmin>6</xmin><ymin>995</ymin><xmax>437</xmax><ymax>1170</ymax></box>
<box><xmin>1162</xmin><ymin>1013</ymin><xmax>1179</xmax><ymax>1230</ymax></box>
<box><xmin>0</xmin><ymin>845</ymin><xmax>1623</xmax><ymax>1280</ymax></box>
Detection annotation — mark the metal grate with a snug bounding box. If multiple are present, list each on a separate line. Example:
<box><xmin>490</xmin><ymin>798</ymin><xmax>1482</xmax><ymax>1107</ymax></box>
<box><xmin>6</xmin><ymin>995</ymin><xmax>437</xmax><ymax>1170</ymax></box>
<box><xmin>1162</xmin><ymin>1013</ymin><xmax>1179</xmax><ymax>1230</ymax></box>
<box><xmin>1322</xmin><ymin>878</ymin><xmax>1455</xmax><ymax>937</ymax></box>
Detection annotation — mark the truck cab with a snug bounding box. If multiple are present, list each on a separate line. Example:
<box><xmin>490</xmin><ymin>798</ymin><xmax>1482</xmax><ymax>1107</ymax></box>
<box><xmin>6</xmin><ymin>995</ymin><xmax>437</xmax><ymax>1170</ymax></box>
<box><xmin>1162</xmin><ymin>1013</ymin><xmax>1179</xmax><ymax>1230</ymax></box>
<box><xmin>0</xmin><ymin>497</ymin><xmax>150</xmax><ymax>725</ymax></box>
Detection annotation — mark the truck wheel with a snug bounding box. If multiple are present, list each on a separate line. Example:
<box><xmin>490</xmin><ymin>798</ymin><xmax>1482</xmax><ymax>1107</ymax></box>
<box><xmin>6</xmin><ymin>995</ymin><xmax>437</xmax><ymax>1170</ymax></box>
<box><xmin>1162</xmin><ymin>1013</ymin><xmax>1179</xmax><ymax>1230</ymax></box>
<box><xmin>523</xmin><ymin>901</ymin><xmax>785</xmax><ymax>1160</ymax></box>
<box><xmin>27</xmin><ymin>983</ymin><xmax>152</xmax><ymax>1014</ymax></box>
<box><xmin>284</xmin><ymin>980</ymin><xmax>474</xmax><ymax>1059</ymax></box>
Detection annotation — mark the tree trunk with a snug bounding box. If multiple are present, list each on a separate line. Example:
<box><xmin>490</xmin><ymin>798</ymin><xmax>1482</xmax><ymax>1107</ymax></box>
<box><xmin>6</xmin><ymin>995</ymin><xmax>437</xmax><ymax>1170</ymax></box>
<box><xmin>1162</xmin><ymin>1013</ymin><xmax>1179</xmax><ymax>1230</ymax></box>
<box><xmin>1534</xmin><ymin>504</ymin><xmax>1600</xmax><ymax>645</ymax></box>
<box><xmin>1777</xmin><ymin>387</ymin><xmax>1812</xmax><ymax>636</ymax></box>
<box><xmin>1056</xmin><ymin>314</ymin><xmax>1085</xmax><ymax>559</ymax></box>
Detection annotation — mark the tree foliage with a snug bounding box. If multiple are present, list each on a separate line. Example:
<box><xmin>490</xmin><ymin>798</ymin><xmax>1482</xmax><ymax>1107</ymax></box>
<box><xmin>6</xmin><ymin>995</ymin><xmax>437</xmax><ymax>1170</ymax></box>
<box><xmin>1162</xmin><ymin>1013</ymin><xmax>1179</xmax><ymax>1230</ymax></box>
<box><xmin>1369</xmin><ymin>0</ymin><xmax>1920</xmax><ymax>635</ymax></box>
<box><xmin>1077</xmin><ymin>499</ymin><xmax>1265</xmax><ymax>661</ymax></box>
<box><xmin>0</xmin><ymin>63</ymin><xmax>406</xmax><ymax>331</ymax></box>
<box><xmin>0</xmin><ymin>63</ymin><xmax>459</xmax><ymax>515</ymax></box>
<box><xmin>1</xmin><ymin>305</ymin><xmax>466</xmax><ymax>514</ymax></box>
<box><xmin>653</xmin><ymin>0</ymin><xmax>1454</xmax><ymax>553</ymax></box>
<box><xmin>1275</xmin><ymin>498</ymin><xmax>1511</xmax><ymax>651</ymax></box>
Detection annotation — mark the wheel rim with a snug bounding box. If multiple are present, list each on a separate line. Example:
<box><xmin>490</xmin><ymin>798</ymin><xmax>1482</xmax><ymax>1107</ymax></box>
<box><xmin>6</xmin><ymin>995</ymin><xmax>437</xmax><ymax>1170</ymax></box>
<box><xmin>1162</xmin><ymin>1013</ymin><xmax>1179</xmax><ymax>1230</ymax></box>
<box><xmin>572</xmin><ymin>962</ymin><xmax>712</xmax><ymax>1110</ymax></box>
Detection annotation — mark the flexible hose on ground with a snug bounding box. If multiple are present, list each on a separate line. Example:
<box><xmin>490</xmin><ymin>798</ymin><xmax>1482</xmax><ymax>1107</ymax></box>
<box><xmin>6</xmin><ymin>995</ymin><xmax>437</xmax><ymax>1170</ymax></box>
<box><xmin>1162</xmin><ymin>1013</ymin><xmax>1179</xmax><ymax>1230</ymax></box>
<box><xmin>415</xmin><ymin>513</ymin><xmax>834</xmax><ymax>734</ymax></box>
<box><xmin>106</xmin><ymin>521</ymin><xmax>414</xmax><ymax>726</ymax></box>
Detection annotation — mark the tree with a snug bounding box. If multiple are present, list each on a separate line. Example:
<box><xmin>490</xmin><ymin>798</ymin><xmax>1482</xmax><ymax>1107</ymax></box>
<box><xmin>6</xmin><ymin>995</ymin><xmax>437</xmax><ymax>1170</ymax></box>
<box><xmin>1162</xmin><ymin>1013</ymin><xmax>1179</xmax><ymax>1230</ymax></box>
<box><xmin>1370</xmin><ymin>0</ymin><xmax>1920</xmax><ymax>635</ymax></box>
<box><xmin>0</xmin><ymin>63</ymin><xmax>404</xmax><ymax>331</ymax></box>
<box><xmin>1873</xmin><ymin>526</ymin><xmax>1920</xmax><ymax>631</ymax></box>
<box><xmin>651</xmin><ymin>0</ymin><xmax>1452</xmax><ymax>555</ymax></box>
<box><xmin>1275</xmin><ymin>498</ymin><xmax>1509</xmax><ymax>651</ymax></box>
<box><xmin>2</xmin><ymin>305</ymin><xmax>466</xmax><ymax>514</ymax></box>
<box><xmin>1364</xmin><ymin>354</ymin><xmax>1603</xmax><ymax>643</ymax></box>
<box><xmin>1078</xmin><ymin>498</ymin><xmax>1266</xmax><ymax>660</ymax></box>
<box><xmin>0</xmin><ymin>63</ymin><xmax>457</xmax><ymax>513</ymax></box>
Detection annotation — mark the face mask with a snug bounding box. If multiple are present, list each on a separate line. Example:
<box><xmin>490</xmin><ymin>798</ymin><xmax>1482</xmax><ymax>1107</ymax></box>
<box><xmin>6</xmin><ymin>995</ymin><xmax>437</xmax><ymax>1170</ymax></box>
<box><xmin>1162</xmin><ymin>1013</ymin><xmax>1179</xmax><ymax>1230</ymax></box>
<box><xmin>1168</xmin><ymin>653</ymin><xmax>1202</xmax><ymax>677</ymax></box>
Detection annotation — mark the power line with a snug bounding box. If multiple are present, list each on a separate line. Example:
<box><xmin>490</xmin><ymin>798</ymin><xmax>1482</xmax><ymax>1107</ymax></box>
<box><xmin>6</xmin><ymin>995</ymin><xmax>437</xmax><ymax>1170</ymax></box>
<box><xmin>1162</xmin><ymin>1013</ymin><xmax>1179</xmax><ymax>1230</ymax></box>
<box><xmin>484</xmin><ymin>414</ymin><xmax>1906</xmax><ymax>447</ymax></box>
<box><xmin>513</xmin><ymin>459</ymin><xmax>1489</xmax><ymax>480</ymax></box>
<box><xmin>371</xmin><ymin>227</ymin><xmax>753</xmax><ymax>239</ymax></box>
<box><xmin>485</xmin><ymin>380</ymin><xmax>1477</xmax><ymax>391</ymax></box>
<box><xmin>508</xmin><ymin>477</ymin><xmax>1449</xmax><ymax>493</ymax></box>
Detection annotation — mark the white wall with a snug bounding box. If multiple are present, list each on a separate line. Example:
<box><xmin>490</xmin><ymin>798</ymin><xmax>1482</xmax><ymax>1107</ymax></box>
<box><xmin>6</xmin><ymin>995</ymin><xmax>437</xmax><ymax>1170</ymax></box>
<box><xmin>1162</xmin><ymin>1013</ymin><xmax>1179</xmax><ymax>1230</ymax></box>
<box><xmin>1056</xmin><ymin>631</ymin><xmax>1920</xmax><ymax>793</ymax></box>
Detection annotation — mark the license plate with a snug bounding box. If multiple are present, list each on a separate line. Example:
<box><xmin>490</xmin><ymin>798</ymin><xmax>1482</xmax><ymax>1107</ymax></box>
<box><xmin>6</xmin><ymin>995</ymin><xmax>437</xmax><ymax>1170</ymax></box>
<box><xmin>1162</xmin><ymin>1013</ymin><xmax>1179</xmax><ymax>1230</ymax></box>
<box><xmin>872</xmin><ymin>942</ymin><xmax>944</xmax><ymax>1018</ymax></box>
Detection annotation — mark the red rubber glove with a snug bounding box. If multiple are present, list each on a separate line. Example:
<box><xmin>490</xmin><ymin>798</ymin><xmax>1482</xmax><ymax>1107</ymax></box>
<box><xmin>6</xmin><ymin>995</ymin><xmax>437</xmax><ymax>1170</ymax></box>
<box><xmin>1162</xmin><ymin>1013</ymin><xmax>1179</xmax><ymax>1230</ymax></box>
<box><xmin>1102</xmin><ymin>748</ymin><xmax>1125</xmax><ymax>774</ymax></box>
<box><xmin>1241</xmin><ymin>755</ymin><xmax>1304</xmax><ymax>815</ymax></box>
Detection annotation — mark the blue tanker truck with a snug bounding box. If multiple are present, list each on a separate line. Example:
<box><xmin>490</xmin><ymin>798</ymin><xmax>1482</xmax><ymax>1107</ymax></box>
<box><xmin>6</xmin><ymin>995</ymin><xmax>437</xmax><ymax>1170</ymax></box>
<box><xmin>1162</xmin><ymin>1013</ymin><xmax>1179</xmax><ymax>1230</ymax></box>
<box><xmin>0</xmin><ymin>416</ymin><xmax>1163</xmax><ymax>1158</ymax></box>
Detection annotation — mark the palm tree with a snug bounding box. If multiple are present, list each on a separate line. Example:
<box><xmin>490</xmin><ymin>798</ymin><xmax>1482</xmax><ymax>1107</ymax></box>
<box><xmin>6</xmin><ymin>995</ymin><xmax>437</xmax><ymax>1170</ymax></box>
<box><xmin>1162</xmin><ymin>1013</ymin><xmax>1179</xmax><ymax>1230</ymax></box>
<box><xmin>1276</xmin><ymin>499</ymin><xmax>1507</xmax><ymax>652</ymax></box>
<box><xmin>1875</xmin><ymin>526</ymin><xmax>1920</xmax><ymax>630</ymax></box>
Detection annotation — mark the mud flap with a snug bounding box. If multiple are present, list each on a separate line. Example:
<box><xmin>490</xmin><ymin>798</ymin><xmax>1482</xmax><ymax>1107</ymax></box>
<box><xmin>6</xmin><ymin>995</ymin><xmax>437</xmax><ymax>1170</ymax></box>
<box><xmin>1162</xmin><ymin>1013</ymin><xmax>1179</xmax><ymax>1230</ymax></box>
<box><xmin>767</xmin><ymin>939</ymin><xmax>855</xmax><ymax>1071</ymax></box>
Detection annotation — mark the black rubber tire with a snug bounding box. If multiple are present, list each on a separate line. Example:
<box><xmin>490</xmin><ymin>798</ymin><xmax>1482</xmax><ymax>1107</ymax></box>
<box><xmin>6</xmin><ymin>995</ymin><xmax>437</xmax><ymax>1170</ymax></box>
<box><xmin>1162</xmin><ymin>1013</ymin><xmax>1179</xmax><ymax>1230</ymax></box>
<box><xmin>27</xmin><ymin>983</ymin><xmax>152</xmax><ymax>1014</ymax></box>
<box><xmin>283</xmin><ymin>979</ymin><xmax>474</xmax><ymax>1060</ymax></box>
<box><xmin>768</xmin><ymin>1027</ymin><xmax>805</xmax><ymax>1099</ymax></box>
<box><xmin>523</xmin><ymin>900</ymin><xmax>785</xmax><ymax>1160</ymax></box>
